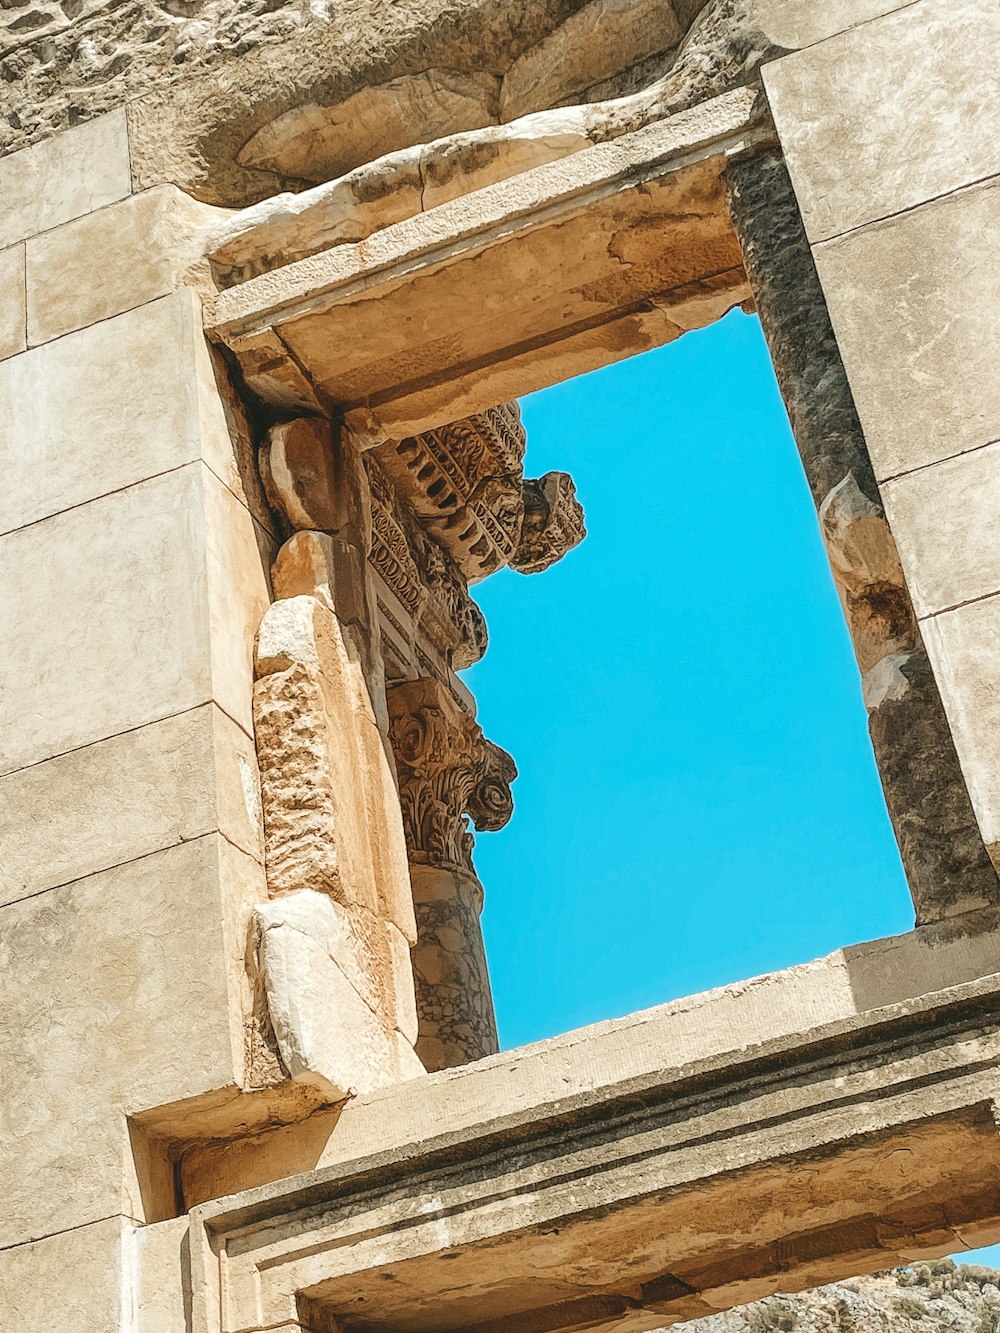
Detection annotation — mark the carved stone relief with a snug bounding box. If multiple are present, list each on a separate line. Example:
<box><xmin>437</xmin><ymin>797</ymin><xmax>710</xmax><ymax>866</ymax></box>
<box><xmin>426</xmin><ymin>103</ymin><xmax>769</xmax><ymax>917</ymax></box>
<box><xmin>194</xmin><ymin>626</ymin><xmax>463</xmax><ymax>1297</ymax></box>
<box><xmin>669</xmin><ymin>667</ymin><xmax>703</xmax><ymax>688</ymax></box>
<box><xmin>387</xmin><ymin>677</ymin><xmax>517</xmax><ymax>871</ymax></box>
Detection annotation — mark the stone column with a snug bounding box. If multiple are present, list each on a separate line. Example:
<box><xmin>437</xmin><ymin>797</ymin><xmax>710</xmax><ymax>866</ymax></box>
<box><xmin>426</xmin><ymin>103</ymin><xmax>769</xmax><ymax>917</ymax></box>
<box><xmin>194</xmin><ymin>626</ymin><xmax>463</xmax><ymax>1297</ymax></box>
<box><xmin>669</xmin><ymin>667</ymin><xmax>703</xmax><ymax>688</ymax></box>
<box><xmin>726</xmin><ymin>153</ymin><xmax>999</xmax><ymax>924</ymax></box>
<box><xmin>387</xmin><ymin>678</ymin><xmax>516</xmax><ymax>1070</ymax></box>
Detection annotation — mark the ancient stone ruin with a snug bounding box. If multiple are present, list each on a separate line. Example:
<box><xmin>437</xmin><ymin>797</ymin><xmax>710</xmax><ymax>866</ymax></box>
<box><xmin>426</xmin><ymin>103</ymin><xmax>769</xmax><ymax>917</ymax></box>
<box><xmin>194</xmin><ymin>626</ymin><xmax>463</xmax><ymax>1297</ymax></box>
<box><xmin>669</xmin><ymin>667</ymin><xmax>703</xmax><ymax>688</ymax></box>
<box><xmin>2</xmin><ymin>0</ymin><xmax>1000</xmax><ymax>1329</ymax></box>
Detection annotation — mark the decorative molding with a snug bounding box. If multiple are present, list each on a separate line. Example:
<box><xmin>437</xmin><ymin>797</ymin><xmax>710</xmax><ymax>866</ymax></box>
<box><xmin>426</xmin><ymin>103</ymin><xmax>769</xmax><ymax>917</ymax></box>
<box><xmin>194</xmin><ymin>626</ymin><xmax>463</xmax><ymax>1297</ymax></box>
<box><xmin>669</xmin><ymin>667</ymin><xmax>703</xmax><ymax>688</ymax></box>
<box><xmin>387</xmin><ymin>678</ymin><xmax>516</xmax><ymax>870</ymax></box>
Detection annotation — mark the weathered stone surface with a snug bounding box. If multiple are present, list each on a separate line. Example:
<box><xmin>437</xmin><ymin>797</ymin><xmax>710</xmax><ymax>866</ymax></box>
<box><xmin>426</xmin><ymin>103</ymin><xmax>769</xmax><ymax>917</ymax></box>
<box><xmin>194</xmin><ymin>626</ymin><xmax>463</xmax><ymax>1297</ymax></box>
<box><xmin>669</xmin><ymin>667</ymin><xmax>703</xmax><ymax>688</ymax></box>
<box><xmin>410</xmin><ymin>863</ymin><xmax>498</xmax><ymax>1071</ymax></box>
<box><xmin>26</xmin><ymin>185</ymin><xmax>225</xmax><ymax>346</ymax></box>
<box><xmin>500</xmin><ymin>0</ymin><xmax>682</xmax><ymax>120</ymax></box>
<box><xmin>727</xmin><ymin>152</ymin><xmax>1000</xmax><ymax>923</ymax></box>
<box><xmin>512</xmin><ymin>471</ymin><xmax>587</xmax><ymax>575</ymax></box>
<box><xmin>0</xmin><ymin>245</ymin><xmax>26</xmax><ymax>362</ymax></box>
<box><xmin>813</xmin><ymin>179</ymin><xmax>1000</xmax><ymax>483</ymax></box>
<box><xmin>240</xmin><ymin>69</ymin><xmax>501</xmax><ymax>184</ymax></box>
<box><xmin>0</xmin><ymin>834</ymin><xmax>254</xmax><ymax>1246</ymax></box>
<box><xmin>0</xmin><ymin>291</ymin><xmax>261</xmax><ymax>537</ymax></box>
<box><xmin>882</xmin><ymin>441</ymin><xmax>1000</xmax><ymax>621</ymax></box>
<box><xmin>262</xmin><ymin>417</ymin><xmax>339</xmax><ymax>531</ymax></box>
<box><xmin>253</xmin><ymin>595</ymin><xmax>415</xmax><ymax>938</ymax></box>
<box><xmin>0</xmin><ymin>110</ymin><xmax>129</xmax><ymax>249</ymax></box>
<box><xmin>0</xmin><ymin>463</ymin><xmax>270</xmax><ymax>776</ymax></box>
<box><xmin>756</xmin><ymin>0</ymin><xmax>916</xmax><ymax>49</ymax></box>
<box><xmin>255</xmin><ymin>889</ymin><xmax>421</xmax><ymax>1099</ymax></box>
<box><xmin>208</xmin><ymin>99</ymin><xmax>757</xmax><ymax>437</ymax></box>
<box><xmin>188</xmin><ymin>951</ymin><xmax>1000</xmax><ymax>1331</ymax></box>
<box><xmin>0</xmin><ymin>704</ymin><xmax>261</xmax><ymax>910</ymax></box>
<box><xmin>0</xmin><ymin>1216</ymin><xmax>125</xmax><ymax>1333</ymax></box>
<box><xmin>921</xmin><ymin>596</ymin><xmax>1000</xmax><ymax>861</ymax></box>
<box><xmin>763</xmin><ymin>0</ymin><xmax>1000</xmax><ymax>241</ymax></box>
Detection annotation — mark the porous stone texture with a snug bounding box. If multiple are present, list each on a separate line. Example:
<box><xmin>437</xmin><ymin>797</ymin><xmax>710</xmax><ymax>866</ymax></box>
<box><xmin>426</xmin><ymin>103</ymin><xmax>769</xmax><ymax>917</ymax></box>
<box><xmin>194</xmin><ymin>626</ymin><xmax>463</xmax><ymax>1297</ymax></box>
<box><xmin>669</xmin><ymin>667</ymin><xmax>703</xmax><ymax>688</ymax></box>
<box><xmin>726</xmin><ymin>153</ymin><xmax>1000</xmax><ymax>923</ymax></box>
<box><xmin>756</xmin><ymin>0</ymin><xmax>916</xmax><ymax>49</ymax></box>
<box><xmin>687</xmin><ymin>1262</ymin><xmax>1000</xmax><ymax>1333</ymax></box>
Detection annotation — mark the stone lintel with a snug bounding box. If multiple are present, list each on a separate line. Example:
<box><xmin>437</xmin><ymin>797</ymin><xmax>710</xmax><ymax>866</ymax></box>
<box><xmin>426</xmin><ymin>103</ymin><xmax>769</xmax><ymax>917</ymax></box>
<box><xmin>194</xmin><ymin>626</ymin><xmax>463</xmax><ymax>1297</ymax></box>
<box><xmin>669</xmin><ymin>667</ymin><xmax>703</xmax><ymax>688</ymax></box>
<box><xmin>187</xmin><ymin>916</ymin><xmax>1000</xmax><ymax>1331</ymax></box>
<box><xmin>204</xmin><ymin>90</ymin><xmax>762</xmax><ymax>435</ymax></box>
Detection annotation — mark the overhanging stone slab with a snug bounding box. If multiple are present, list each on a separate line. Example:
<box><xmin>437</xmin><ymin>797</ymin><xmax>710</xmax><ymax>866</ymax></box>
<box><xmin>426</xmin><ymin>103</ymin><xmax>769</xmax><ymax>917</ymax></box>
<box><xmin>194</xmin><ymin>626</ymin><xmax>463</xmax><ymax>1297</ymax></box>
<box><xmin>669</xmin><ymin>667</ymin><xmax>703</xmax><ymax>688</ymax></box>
<box><xmin>204</xmin><ymin>90</ymin><xmax>762</xmax><ymax>440</ymax></box>
<box><xmin>187</xmin><ymin>919</ymin><xmax>1000</xmax><ymax>1332</ymax></box>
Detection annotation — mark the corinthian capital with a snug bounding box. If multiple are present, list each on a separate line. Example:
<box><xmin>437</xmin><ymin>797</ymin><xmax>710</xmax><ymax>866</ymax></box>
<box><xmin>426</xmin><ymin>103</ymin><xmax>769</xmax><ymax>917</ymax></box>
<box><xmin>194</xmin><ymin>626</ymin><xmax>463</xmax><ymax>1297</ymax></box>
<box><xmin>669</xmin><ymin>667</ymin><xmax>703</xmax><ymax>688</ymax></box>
<box><xmin>387</xmin><ymin>679</ymin><xmax>516</xmax><ymax>870</ymax></box>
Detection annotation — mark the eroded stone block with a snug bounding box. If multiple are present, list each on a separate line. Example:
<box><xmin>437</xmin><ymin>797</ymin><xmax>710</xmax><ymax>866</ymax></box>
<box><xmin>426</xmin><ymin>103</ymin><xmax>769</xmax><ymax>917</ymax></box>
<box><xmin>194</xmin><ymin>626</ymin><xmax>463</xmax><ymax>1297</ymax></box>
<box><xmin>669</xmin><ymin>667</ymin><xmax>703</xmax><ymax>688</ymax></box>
<box><xmin>0</xmin><ymin>110</ymin><xmax>130</xmax><ymax>250</ymax></box>
<box><xmin>757</xmin><ymin>0</ymin><xmax>916</xmax><ymax>49</ymax></box>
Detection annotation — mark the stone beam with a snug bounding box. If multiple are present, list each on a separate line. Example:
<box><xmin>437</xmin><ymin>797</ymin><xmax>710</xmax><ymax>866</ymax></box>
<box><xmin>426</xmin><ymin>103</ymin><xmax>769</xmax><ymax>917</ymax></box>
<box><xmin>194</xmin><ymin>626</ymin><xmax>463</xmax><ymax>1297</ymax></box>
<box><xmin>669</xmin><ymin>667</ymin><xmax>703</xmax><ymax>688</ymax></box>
<box><xmin>184</xmin><ymin>914</ymin><xmax>1000</xmax><ymax>1332</ymax></box>
<box><xmin>203</xmin><ymin>90</ymin><xmax>762</xmax><ymax>438</ymax></box>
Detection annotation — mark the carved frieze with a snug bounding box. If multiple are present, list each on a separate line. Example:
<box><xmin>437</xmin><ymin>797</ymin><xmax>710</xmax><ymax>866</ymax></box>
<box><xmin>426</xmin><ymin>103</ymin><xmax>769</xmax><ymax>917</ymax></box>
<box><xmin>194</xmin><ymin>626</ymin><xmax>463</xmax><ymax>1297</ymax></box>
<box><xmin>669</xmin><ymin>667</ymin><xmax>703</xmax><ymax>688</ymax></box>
<box><xmin>512</xmin><ymin>470</ymin><xmax>587</xmax><ymax>575</ymax></box>
<box><xmin>387</xmin><ymin>678</ymin><xmax>516</xmax><ymax>871</ymax></box>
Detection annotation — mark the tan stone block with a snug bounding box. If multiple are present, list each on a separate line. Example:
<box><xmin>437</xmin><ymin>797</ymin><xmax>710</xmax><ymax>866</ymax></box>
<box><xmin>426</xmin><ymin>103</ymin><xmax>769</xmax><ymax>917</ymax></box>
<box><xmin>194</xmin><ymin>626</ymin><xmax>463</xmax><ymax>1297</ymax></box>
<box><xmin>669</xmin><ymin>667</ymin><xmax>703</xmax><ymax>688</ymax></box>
<box><xmin>0</xmin><ymin>705</ymin><xmax>261</xmax><ymax>909</ymax></box>
<box><xmin>204</xmin><ymin>465</ymin><xmax>275</xmax><ymax>737</ymax></box>
<box><xmin>0</xmin><ymin>244</ymin><xmax>26</xmax><ymax>362</ymax></box>
<box><xmin>921</xmin><ymin>595</ymin><xmax>1000</xmax><ymax>856</ymax></box>
<box><xmin>0</xmin><ymin>467</ymin><xmax>210</xmax><ymax>776</ymax></box>
<box><xmin>815</xmin><ymin>179</ymin><xmax>1000</xmax><ymax>480</ymax></box>
<box><xmin>0</xmin><ymin>463</ymin><xmax>269</xmax><ymax>776</ymax></box>
<box><xmin>764</xmin><ymin>0</ymin><xmax>1000</xmax><ymax>240</ymax></box>
<box><xmin>0</xmin><ymin>291</ymin><xmax>256</xmax><ymax>537</ymax></box>
<box><xmin>26</xmin><ymin>185</ymin><xmax>224</xmax><ymax>346</ymax></box>
<box><xmin>0</xmin><ymin>111</ymin><xmax>130</xmax><ymax>249</ymax></box>
<box><xmin>0</xmin><ymin>836</ymin><xmax>242</xmax><ymax>1246</ymax></box>
<box><xmin>0</xmin><ymin>1216</ymin><xmax>125</xmax><ymax>1333</ymax></box>
<box><xmin>137</xmin><ymin>1216</ymin><xmax>189</xmax><ymax>1333</ymax></box>
<box><xmin>388</xmin><ymin>922</ymin><xmax>419</xmax><ymax>1044</ymax></box>
<box><xmin>757</xmin><ymin>0</ymin><xmax>914</xmax><ymax>49</ymax></box>
<box><xmin>882</xmin><ymin>441</ymin><xmax>1000</xmax><ymax>619</ymax></box>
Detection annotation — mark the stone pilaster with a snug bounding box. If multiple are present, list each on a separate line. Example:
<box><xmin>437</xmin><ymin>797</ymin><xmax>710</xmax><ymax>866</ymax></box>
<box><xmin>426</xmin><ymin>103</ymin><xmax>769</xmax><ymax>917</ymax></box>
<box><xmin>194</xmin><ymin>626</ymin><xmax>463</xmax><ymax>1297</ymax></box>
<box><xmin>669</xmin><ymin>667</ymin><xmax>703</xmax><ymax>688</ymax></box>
<box><xmin>726</xmin><ymin>153</ymin><xmax>1000</xmax><ymax>924</ymax></box>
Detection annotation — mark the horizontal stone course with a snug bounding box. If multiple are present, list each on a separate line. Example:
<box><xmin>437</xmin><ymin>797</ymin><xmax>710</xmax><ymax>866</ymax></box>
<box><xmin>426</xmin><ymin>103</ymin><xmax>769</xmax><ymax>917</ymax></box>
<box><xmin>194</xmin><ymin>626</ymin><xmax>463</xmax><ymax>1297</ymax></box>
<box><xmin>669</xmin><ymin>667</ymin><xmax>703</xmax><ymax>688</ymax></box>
<box><xmin>0</xmin><ymin>704</ymin><xmax>262</xmax><ymax>910</ymax></box>
<box><xmin>0</xmin><ymin>110</ymin><xmax>130</xmax><ymax>250</ymax></box>
<box><xmin>764</xmin><ymin>0</ymin><xmax>1000</xmax><ymax>241</ymax></box>
<box><xmin>814</xmin><ymin>178</ymin><xmax>1000</xmax><ymax>481</ymax></box>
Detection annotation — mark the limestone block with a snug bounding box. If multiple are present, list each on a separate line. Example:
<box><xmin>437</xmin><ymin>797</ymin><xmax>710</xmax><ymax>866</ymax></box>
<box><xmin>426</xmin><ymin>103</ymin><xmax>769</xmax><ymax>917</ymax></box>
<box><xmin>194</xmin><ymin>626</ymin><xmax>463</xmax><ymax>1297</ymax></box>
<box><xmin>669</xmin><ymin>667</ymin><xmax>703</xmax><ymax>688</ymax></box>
<box><xmin>388</xmin><ymin>923</ymin><xmax>420</xmax><ymax>1045</ymax></box>
<box><xmin>814</xmin><ymin>179</ymin><xmax>1000</xmax><ymax>481</ymax></box>
<box><xmin>0</xmin><ymin>291</ymin><xmax>259</xmax><ymax>536</ymax></box>
<box><xmin>0</xmin><ymin>705</ymin><xmax>261</xmax><ymax>910</ymax></box>
<box><xmin>0</xmin><ymin>111</ymin><xmax>130</xmax><ymax>249</ymax></box>
<box><xmin>263</xmin><ymin>417</ymin><xmax>340</xmax><ymax>531</ymax></box>
<box><xmin>764</xmin><ymin>0</ymin><xmax>1000</xmax><ymax>240</ymax></box>
<box><xmin>255</xmin><ymin>889</ymin><xmax>423</xmax><ymax>1099</ymax></box>
<box><xmin>0</xmin><ymin>244</ymin><xmax>26</xmax><ymax>362</ymax></box>
<box><xmin>254</xmin><ymin>596</ymin><xmax>415</xmax><ymax>938</ymax></box>
<box><xmin>0</xmin><ymin>463</ymin><xmax>269</xmax><ymax>776</ymax></box>
<box><xmin>0</xmin><ymin>835</ymin><xmax>249</xmax><ymax>1246</ymax></box>
<box><xmin>501</xmin><ymin>0</ymin><xmax>682</xmax><ymax>120</ymax></box>
<box><xmin>137</xmin><ymin>1216</ymin><xmax>189</xmax><ymax>1333</ymax></box>
<box><xmin>26</xmin><ymin>185</ymin><xmax>225</xmax><ymax>347</ymax></box>
<box><xmin>882</xmin><ymin>441</ymin><xmax>1000</xmax><ymax>620</ymax></box>
<box><xmin>0</xmin><ymin>1216</ymin><xmax>125</xmax><ymax>1333</ymax></box>
<box><xmin>921</xmin><ymin>596</ymin><xmax>1000</xmax><ymax>857</ymax></box>
<box><xmin>756</xmin><ymin>0</ymin><xmax>915</xmax><ymax>49</ymax></box>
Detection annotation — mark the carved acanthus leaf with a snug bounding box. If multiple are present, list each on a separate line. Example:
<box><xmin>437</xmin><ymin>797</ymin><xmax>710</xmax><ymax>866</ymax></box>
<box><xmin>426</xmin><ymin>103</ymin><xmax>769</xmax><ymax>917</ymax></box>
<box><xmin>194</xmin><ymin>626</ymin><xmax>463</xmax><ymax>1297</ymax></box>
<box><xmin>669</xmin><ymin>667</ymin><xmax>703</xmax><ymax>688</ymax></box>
<box><xmin>512</xmin><ymin>471</ymin><xmax>587</xmax><ymax>575</ymax></box>
<box><xmin>387</xmin><ymin>678</ymin><xmax>516</xmax><ymax>871</ymax></box>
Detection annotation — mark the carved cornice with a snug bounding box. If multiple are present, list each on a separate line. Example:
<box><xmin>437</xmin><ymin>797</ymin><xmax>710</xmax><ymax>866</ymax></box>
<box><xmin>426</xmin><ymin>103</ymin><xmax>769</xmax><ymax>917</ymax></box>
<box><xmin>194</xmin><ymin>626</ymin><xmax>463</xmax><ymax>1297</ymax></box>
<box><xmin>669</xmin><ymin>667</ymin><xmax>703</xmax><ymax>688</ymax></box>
<box><xmin>387</xmin><ymin>678</ymin><xmax>516</xmax><ymax>871</ymax></box>
<box><xmin>513</xmin><ymin>470</ymin><xmax>587</xmax><ymax>575</ymax></box>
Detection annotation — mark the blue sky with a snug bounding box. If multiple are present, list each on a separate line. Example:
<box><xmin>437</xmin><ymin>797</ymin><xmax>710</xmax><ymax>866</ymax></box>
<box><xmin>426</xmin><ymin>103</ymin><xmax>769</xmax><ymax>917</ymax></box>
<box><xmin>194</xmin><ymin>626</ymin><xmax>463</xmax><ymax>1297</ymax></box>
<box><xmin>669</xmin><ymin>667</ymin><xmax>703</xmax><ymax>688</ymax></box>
<box><xmin>463</xmin><ymin>309</ymin><xmax>1000</xmax><ymax>1267</ymax></box>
